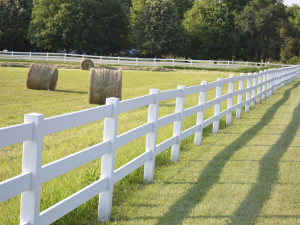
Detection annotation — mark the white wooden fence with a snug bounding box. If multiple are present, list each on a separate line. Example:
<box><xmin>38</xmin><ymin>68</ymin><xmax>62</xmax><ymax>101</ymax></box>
<box><xmin>0</xmin><ymin>66</ymin><xmax>300</xmax><ymax>224</ymax></box>
<box><xmin>0</xmin><ymin>51</ymin><xmax>290</xmax><ymax>69</ymax></box>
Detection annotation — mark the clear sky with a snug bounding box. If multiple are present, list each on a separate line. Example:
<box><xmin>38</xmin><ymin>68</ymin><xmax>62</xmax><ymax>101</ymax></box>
<box><xmin>283</xmin><ymin>0</ymin><xmax>300</xmax><ymax>6</ymax></box>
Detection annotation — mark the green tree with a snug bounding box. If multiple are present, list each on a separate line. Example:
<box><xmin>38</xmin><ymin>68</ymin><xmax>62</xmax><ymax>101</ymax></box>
<box><xmin>280</xmin><ymin>5</ymin><xmax>300</xmax><ymax>63</ymax></box>
<box><xmin>130</xmin><ymin>0</ymin><xmax>186</xmax><ymax>57</ymax></box>
<box><xmin>173</xmin><ymin>0</ymin><xmax>194</xmax><ymax>20</ymax></box>
<box><xmin>183</xmin><ymin>0</ymin><xmax>233</xmax><ymax>59</ymax></box>
<box><xmin>221</xmin><ymin>0</ymin><xmax>251</xmax><ymax>13</ymax></box>
<box><xmin>235</xmin><ymin>0</ymin><xmax>286</xmax><ymax>62</ymax></box>
<box><xmin>0</xmin><ymin>0</ymin><xmax>33</xmax><ymax>51</ymax></box>
<box><xmin>29</xmin><ymin>0</ymin><xmax>128</xmax><ymax>54</ymax></box>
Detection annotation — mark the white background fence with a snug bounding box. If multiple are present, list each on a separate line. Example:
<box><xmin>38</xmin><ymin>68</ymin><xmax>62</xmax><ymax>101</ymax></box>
<box><xmin>0</xmin><ymin>51</ymin><xmax>291</xmax><ymax>69</ymax></box>
<box><xmin>0</xmin><ymin>66</ymin><xmax>300</xmax><ymax>224</ymax></box>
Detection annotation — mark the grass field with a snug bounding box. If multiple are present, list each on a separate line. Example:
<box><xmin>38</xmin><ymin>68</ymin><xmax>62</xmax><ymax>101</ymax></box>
<box><xmin>0</xmin><ymin>67</ymin><xmax>299</xmax><ymax>224</ymax></box>
<box><xmin>104</xmin><ymin>77</ymin><xmax>300</xmax><ymax>225</ymax></box>
<box><xmin>0</xmin><ymin>67</ymin><xmax>238</xmax><ymax>224</ymax></box>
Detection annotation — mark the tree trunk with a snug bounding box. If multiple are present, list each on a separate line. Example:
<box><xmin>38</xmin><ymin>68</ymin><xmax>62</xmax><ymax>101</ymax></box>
<box><xmin>263</xmin><ymin>35</ymin><xmax>270</xmax><ymax>63</ymax></box>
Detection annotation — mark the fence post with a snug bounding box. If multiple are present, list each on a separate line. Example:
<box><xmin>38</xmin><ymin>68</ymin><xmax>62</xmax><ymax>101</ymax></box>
<box><xmin>190</xmin><ymin>59</ymin><xmax>193</xmax><ymax>67</ymax></box>
<box><xmin>144</xmin><ymin>89</ymin><xmax>160</xmax><ymax>183</ymax></box>
<box><xmin>98</xmin><ymin>98</ymin><xmax>119</xmax><ymax>222</ymax></box>
<box><xmin>251</xmin><ymin>73</ymin><xmax>257</xmax><ymax>108</ymax></box>
<box><xmin>245</xmin><ymin>73</ymin><xmax>252</xmax><ymax>113</ymax></box>
<box><xmin>136</xmin><ymin>57</ymin><xmax>138</xmax><ymax>66</ymax></box>
<box><xmin>29</xmin><ymin>51</ymin><xmax>32</xmax><ymax>62</ymax></box>
<box><xmin>172</xmin><ymin>59</ymin><xmax>175</xmax><ymax>67</ymax></box>
<box><xmin>154</xmin><ymin>58</ymin><xmax>156</xmax><ymax>67</ymax></box>
<box><xmin>280</xmin><ymin>69</ymin><xmax>283</xmax><ymax>88</ymax></box>
<box><xmin>209</xmin><ymin>60</ymin><xmax>211</xmax><ymax>68</ymax></box>
<box><xmin>213</xmin><ymin>78</ymin><xmax>223</xmax><ymax>133</ymax></box>
<box><xmin>11</xmin><ymin>51</ymin><xmax>14</xmax><ymax>59</ymax></box>
<box><xmin>118</xmin><ymin>56</ymin><xmax>120</xmax><ymax>65</ymax></box>
<box><xmin>226</xmin><ymin>75</ymin><xmax>235</xmax><ymax>125</ymax></box>
<box><xmin>46</xmin><ymin>52</ymin><xmax>49</xmax><ymax>63</ymax></box>
<box><xmin>276</xmin><ymin>69</ymin><xmax>279</xmax><ymax>89</ymax></box>
<box><xmin>281</xmin><ymin>69</ymin><xmax>285</xmax><ymax>87</ymax></box>
<box><xmin>266</xmin><ymin>70</ymin><xmax>270</xmax><ymax>99</ymax></box>
<box><xmin>171</xmin><ymin>85</ymin><xmax>186</xmax><ymax>162</ymax></box>
<box><xmin>227</xmin><ymin>60</ymin><xmax>230</xmax><ymax>69</ymax></box>
<box><xmin>194</xmin><ymin>81</ymin><xmax>207</xmax><ymax>145</ymax></box>
<box><xmin>272</xmin><ymin>69</ymin><xmax>276</xmax><ymax>93</ymax></box>
<box><xmin>269</xmin><ymin>69</ymin><xmax>274</xmax><ymax>97</ymax></box>
<box><xmin>236</xmin><ymin>74</ymin><xmax>244</xmax><ymax>118</ymax></box>
<box><xmin>262</xmin><ymin>70</ymin><xmax>267</xmax><ymax>101</ymax></box>
<box><xmin>100</xmin><ymin>56</ymin><xmax>102</xmax><ymax>65</ymax></box>
<box><xmin>256</xmin><ymin>71</ymin><xmax>262</xmax><ymax>104</ymax></box>
<box><xmin>20</xmin><ymin>113</ymin><xmax>44</xmax><ymax>225</ymax></box>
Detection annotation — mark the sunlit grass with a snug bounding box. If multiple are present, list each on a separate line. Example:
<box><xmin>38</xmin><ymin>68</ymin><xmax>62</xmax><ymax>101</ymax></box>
<box><xmin>2</xmin><ymin>67</ymin><xmax>298</xmax><ymax>225</ymax></box>
<box><xmin>0</xmin><ymin>67</ymin><xmax>237</xmax><ymax>224</ymax></box>
<box><xmin>102</xmin><ymin>78</ymin><xmax>300</xmax><ymax>225</ymax></box>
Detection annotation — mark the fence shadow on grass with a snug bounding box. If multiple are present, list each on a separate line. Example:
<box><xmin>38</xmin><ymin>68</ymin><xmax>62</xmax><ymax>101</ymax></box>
<box><xmin>155</xmin><ymin>80</ymin><xmax>300</xmax><ymax>225</ymax></box>
<box><xmin>55</xmin><ymin>89</ymin><xmax>88</xmax><ymax>94</ymax></box>
<box><xmin>229</xmin><ymin>87</ymin><xmax>300</xmax><ymax>224</ymax></box>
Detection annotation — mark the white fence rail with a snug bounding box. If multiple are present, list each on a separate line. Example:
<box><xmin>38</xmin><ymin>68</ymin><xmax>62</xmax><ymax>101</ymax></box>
<box><xmin>0</xmin><ymin>51</ymin><xmax>291</xmax><ymax>69</ymax></box>
<box><xmin>1</xmin><ymin>66</ymin><xmax>300</xmax><ymax>224</ymax></box>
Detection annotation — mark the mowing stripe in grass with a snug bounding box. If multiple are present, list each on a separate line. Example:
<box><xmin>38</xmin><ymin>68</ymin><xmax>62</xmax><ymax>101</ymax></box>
<box><xmin>101</xmin><ymin>79</ymin><xmax>300</xmax><ymax>225</ymax></box>
<box><xmin>154</xmin><ymin>81</ymin><xmax>300</xmax><ymax>225</ymax></box>
<box><xmin>230</xmin><ymin>83</ymin><xmax>300</xmax><ymax>224</ymax></box>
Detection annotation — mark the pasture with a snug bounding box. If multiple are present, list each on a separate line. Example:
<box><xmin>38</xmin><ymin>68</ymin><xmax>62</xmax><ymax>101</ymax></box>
<box><xmin>0</xmin><ymin>67</ymin><xmax>237</xmax><ymax>224</ymax></box>
<box><xmin>1</xmin><ymin>67</ymin><xmax>299</xmax><ymax>225</ymax></box>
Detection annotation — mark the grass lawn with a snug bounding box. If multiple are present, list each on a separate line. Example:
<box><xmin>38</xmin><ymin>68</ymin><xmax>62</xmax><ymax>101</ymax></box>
<box><xmin>102</xmin><ymin>77</ymin><xmax>300</xmax><ymax>225</ymax></box>
<box><xmin>0</xmin><ymin>67</ymin><xmax>299</xmax><ymax>224</ymax></box>
<box><xmin>0</xmin><ymin>67</ymin><xmax>237</xmax><ymax>224</ymax></box>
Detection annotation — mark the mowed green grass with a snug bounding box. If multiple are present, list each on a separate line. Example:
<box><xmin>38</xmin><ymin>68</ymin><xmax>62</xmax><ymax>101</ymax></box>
<box><xmin>1</xmin><ymin>67</ymin><xmax>300</xmax><ymax>225</ymax></box>
<box><xmin>102</xmin><ymin>78</ymin><xmax>300</xmax><ymax>225</ymax></box>
<box><xmin>0</xmin><ymin>67</ymin><xmax>238</xmax><ymax>224</ymax></box>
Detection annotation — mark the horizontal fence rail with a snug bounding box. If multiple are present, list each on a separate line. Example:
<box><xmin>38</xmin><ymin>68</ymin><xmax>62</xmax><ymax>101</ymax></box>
<box><xmin>0</xmin><ymin>51</ymin><xmax>292</xmax><ymax>69</ymax></box>
<box><xmin>0</xmin><ymin>66</ymin><xmax>300</xmax><ymax>224</ymax></box>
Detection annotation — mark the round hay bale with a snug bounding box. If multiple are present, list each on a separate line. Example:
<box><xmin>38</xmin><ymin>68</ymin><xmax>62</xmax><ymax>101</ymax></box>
<box><xmin>89</xmin><ymin>68</ymin><xmax>122</xmax><ymax>105</ymax></box>
<box><xmin>27</xmin><ymin>63</ymin><xmax>58</xmax><ymax>91</ymax></box>
<box><xmin>81</xmin><ymin>59</ymin><xmax>94</xmax><ymax>70</ymax></box>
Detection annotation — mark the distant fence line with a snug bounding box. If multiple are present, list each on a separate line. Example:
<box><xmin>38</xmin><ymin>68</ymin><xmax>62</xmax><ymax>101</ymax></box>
<box><xmin>0</xmin><ymin>65</ymin><xmax>300</xmax><ymax>224</ymax></box>
<box><xmin>0</xmin><ymin>51</ymin><xmax>291</xmax><ymax>69</ymax></box>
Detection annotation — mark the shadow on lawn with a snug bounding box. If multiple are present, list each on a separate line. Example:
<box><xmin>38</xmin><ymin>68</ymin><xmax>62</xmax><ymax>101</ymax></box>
<box><xmin>55</xmin><ymin>89</ymin><xmax>88</xmax><ymax>94</ymax></box>
<box><xmin>230</xmin><ymin>87</ymin><xmax>300</xmax><ymax>224</ymax></box>
<box><xmin>155</xmin><ymin>80</ymin><xmax>300</xmax><ymax>225</ymax></box>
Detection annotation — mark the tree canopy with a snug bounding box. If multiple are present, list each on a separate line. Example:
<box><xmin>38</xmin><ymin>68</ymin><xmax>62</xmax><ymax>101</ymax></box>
<box><xmin>130</xmin><ymin>0</ymin><xmax>185</xmax><ymax>57</ymax></box>
<box><xmin>280</xmin><ymin>5</ymin><xmax>300</xmax><ymax>63</ymax></box>
<box><xmin>0</xmin><ymin>0</ymin><xmax>33</xmax><ymax>51</ymax></box>
<box><xmin>235</xmin><ymin>0</ymin><xmax>286</xmax><ymax>62</ymax></box>
<box><xmin>29</xmin><ymin>0</ymin><xmax>128</xmax><ymax>54</ymax></box>
<box><xmin>0</xmin><ymin>0</ymin><xmax>299</xmax><ymax>63</ymax></box>
<box><xmin>183</xmin><ymin>0</ymin><xmax>233</xmax><ymax>59</ymax></box>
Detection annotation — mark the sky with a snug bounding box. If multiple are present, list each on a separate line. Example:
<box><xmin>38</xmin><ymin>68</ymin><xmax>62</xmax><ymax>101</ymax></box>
<box><xmin>283</xmin><ymin>0</ymin><xmax>300</xmax><ymax>6</ymax></box>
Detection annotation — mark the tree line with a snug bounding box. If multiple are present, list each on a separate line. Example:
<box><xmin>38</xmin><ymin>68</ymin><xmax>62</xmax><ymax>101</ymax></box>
<box><xmin>0</xmin><ymin>0</ymin><xmax>299</xmax><ymax>63</ymax></box>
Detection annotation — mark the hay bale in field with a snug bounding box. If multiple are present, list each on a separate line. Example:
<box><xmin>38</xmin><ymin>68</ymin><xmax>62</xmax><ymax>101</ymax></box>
<box><xmin>27</xmin><ymin>63</ymin><xmax>58</xmax><ymax>91</ymax></box>
<box><xmin>81</xmin><ymin>59</ymin><xmax>94</xmax><ymax>70</ymax></box>
<box><xmin>89</xmin><ymin>68</ymin><xmax>122</xmax><ymax>105</ymax></box>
